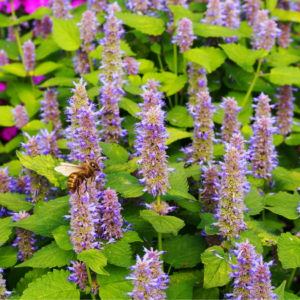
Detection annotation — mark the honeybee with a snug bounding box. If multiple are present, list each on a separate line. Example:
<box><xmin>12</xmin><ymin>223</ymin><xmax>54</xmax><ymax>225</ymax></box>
<box><xmin>54</xmin><ymin>160</ymin><xmax>101</xmax><ymax>194</ymax></box>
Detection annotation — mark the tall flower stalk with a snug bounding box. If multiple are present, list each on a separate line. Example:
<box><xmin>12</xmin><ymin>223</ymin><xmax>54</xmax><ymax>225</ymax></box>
<box><xmin>223</xmin><ymin>0</ymin><xmax>241</xmax><ymax>42</ymax></box>
<box><xmin>243</xmin><ymin>0</ymin><xmax>261</xmax><ymax>26</ymax></box>
<box><xmin>50</xmin><ymin>0</ymin><xmax>72</xmax><ymax>19</ymax></box>
<box><xmin>202</xmin><ymin>0</ymin><xmax>223</xmax><ymax>25</ymax></box>
<box><xmin>12</xmin><ymin>105</ymin><xmax>29</xmax><ymax>129</ymax></box>
<box><xmin>0</xmin><ymin>50</ymin><xmax>9</xmax><ymax>66</ymax></box>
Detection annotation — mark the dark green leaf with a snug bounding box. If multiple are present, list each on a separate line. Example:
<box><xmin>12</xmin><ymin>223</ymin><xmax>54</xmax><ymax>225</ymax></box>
<box><xmin>35</xmin><ymin>40</ymin><xmax>61</xmax><ymax>60</ymax></box>
<box><xmin>167</xmin><ymin>106</ymin><xmax>193</xmax><ymax>128</ymax></box>
<box><xmin>0</xmin><ymin>246</ymin><xmax>18</xmax><ymax>268</ymax></box>
<box><xmin>120</xmin><ymin>231</ymin><xmax>143</xmax><ymax>244</ymax></box>
<box><xmin>0</xmin><ymin>193</ymin><xmax>33</xmax><ymax>212</ymax></box>
<box><xmin>193</xmin><ymin>286</ymin><xmax>219</xmax><ymax>300</ymax></box>
<box><xmin>166</xmin><ymin>280</ymin><xmax>195</xmax><ymax>300</ymax></box>
<box><xmin>150</xmin><ymin>43</ymin><xmax>161</xmax><ymax>55</ymax></box>
<box><xmin>4</xmin><ymin>135</ymin><xmax>23</xmax><ymax>153</ymax></box>
<box><xmin>78</xmin><ymin>249</ymin><xmax>108</xmax><ymax>275</ymax></box>
<box><xmin>0</xmin><ymin>217</ymin><xmax>13</xmax><ymax>246</ymax></box>
<box><xmin>52</xmin><ymin>225</ymin><xmax>73</xmax><ymax>250</ymax></box>
<box><xmin>167</xmin><ymin>74</ymin><xmax>188</xmax><ymax>96</ymax></box>
<box><xmin>274</xmin><ymin>280</ymin><xmax>286</xmax><ymax>299</ymax></box>
<box><xmin>244</xmin><ymin>186</ymin><xmax>264</xmax><ymax>215</ymax></box>
<box><xmin>272</xmin><ymin>166</ymin><xmax>300</xmax><ymax>192</ymax></box>
<box><xmin>278</xmin><ymin>233</ymin><xmax>300</xmax><ymax>269</ymax></box>
<box><xmin>0</xmin><ymin>40</ymin><xmax>19</xmax><ymax>60</ymax></box>
<box><xmin>103</xmin><ymin>241</ymin><xmax>132</xmax><ymax>267</ymax></box>
<box><xmin>100</xmin><ymin>143</ymin><xmax>129</xmax><ymax>166</ymax></box>
<box><xmin>119</xmin><ymin>98</ymin><xmax>141</xmax><ymax>118</ymax></box>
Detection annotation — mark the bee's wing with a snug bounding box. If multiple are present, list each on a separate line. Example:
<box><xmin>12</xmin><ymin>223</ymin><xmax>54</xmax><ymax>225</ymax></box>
<box><xmin>54</xmin><ymin>162</ymin><xmax>83</xmax><ymax>177</ymax></box>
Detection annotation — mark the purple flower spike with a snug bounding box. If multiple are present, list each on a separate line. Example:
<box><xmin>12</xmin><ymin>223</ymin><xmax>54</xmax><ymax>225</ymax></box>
<box><xmin>23</xmin><ymin>40</ymin><xmax>35</xmax><ymax>73</ymax></box>
<box><xmin>172</xmin><ymin>18</ymin><xmax>196</xmax><ymax>53</ymax></box>
<box><xmin>73</xmin><ymin>50</ymin><xmax>90</xmax><ymax>74</ymax></box>
<box><xmin>126</xmin><ymin>247</ymin><xmax>169</xmax><ymax>300</ymax></box>
<box><xmin>39</xmin><ymin>129</ymin><xmax>60</xmax><ymax>158</ymax></box>
<box><xmin>202</xmin><ymin>0</ymin><xmax>223</xmax><ymax>25</ymax></box>
<box><xmin>12</xmin><ymin>211</ymin><xmax>38</xmax><ymax>261</ymax></box>
<box><xmin>40</xmin><ymin>89</ymin><xmax>62</xmax><ymax>136</ymax></box>
<box><xmin>42</xmin><ymin>15</ymin><xmax>52</xmax><ymax>35</ymax></box>
<box><xmin>0</xmin><ymin>268</ymin><xmax>12</xmax><ymax>299</ymax></box>
<box><xmin>51</xmin><ymin>0</ymin><xmax>72</xmax><ymax>19</ymax></box>
<box><xmin>145</xmin><ymin>200</ymin><xmax>176</xmax><ymax>216</ymax></box>
<box><xmin>200</xmin><ymin>164</ymin><xmax>220</xmax><ymax>213</ymax></box>
<box><xmin>12</xmin><ymin>105</ymin><xmax>29</xmax><ymax>129</ymax></box>
<box><xmin>123</xmin><ymin>57</ymin><xmax>140</xmax><ymax>75</ymax></box>
<box><xmin>99</xmin><ymin>188</ymin><xmax>126</xmax><ymax>240</ymax></box>
<box><xmin>134</xmin><ymin>80</ymin><xmax>170</xmax><ymax>197</ymax></box>
<box><xmin>107</xmin><ymin>2</ymin><xmax>121</xmax><ymax>13</ymax></box>
<box><xmin>215</xmin><ymin>144</ymin><xmax>247</xmax><ymax>239</ymax></box>
<box><xmin>126</xmin><ymin>0</ymin><xmax>149</xmax><ymax>15</ymax></box>
<box><xmin>0</xmin><ymin>49</ymin><xmax>9</xmax><ymax>66</ymax></box>
<box><xmin>277</xmin><ymin>1</ymin><xmax>291</xmax><ymax>49</ymax></box>
<box><xmin>243</xmin><ymin>0</ymin><xmax>261</xmax><ymax>26</ymax></box>
<box><xmin>223</xmin><ymin>0</ymin><xmax>241</xmax><ymax>43</ymax></box>
<box><xmin>79</xmin><ymin>10</ymin><xmax>98</xmax><ymax>46</ymax></box>
<box><xmin>253</xmin><ymin>92</ymin><xmax>273</xmax><ymax>119</ymax></box>
<box><xmin>221</xmin><ymin>97</ymin><xmax>241</xmax><ymax>143</ymax></box>
<box><xmin>87</xmin><ymin>0</ymin><xmax>107</xmax><ymax>13</ymax></box>
<box><xmin>276</xmin><ymin>85</ymin><xmax>294</xmax><ymax>136</ymax></box>
<box><xmin>183</xmin><ymin>91</ymin><xmax>215</xmax><ymax>164</ymax></box>
<box><xmin>0</xmin><ymin>167</ymin><xmax>14</xmax><ymax>193</ymax></box>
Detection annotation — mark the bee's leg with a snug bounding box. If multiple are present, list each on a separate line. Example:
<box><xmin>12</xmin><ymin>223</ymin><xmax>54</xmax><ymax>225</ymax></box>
<box><xmin>76</xmin><ymin>177</ymin><xmax>83</xmax><ymax>195</ymax></box>
<box><xmin>83</xmin><ymin>176</ymin><xmax>88</xmax><ymax>193</ymax></box>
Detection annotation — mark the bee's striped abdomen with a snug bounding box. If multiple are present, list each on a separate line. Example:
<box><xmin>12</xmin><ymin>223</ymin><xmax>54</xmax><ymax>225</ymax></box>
<box><xmin>68</xmin><ymin>173</ymin><xmax>77</xmax><ymax>194</ymax></box>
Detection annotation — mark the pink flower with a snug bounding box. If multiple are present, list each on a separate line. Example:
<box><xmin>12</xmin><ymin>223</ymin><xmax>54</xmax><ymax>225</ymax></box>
<box><xmin>22</xmin><ymin>0</ymin><xmax>49</xmax><ymax>14</ymax></box>
<box><xmin>0</xmin><ymin>83</ymin><xmax>6</xmax><ymax>92</ymax></box>
<box><xmin>71</xmin><ymin>0</ymin><xmax>85</xmax><ymax>8</ymax></box>
<box><xmin>2</xmin><ymin>126</ymin><xmax>17</xmax><ymax>141</ymax></box>
<box><xmin>32</xmin><ymin>75</ymin><xmax>46</xmax><ymax>85</ymax></box>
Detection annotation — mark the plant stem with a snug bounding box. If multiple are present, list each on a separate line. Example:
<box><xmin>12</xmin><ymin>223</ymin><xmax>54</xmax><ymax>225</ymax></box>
<box><xmin>173</xmin><ymin>44</ymin><xmax>178</xmax><ymax>106</ymax></box>
<box><xmin>262</xmin><ymin>208</ymin><xmax>265</xmax><ymax>224</ymax></box>
<box><xmin>167</xmin><ymin>264</ymin><xmax>172</xmax><ymax>275</ymax></box>
<box><xmin>183</xmin><ymin>57</ymin><xmax>186</xmax><ymax>75</ymax></box>
<box><xmin>241</xmin><ymin>58</ymin><xmax>262</xmax><ymax>108</ymax></box>
<box><xmin>157</xmin><ymin>195</ymin><xmax>163</xmax><ymax>262</ymax></box>
<box><xmin>287</xmin><ymin>268</ymin><xmax>297</xmax><ymax>289</ymax></box>
<box><xmin>85</xmin><ymin>263</ymin><xmax>96</xmax><ymax>300</ymax></box>
<box><xmin>157</xmin><ymin>54</ymin><xmax>163</xmax><ymax>72</ymax></box>
<box><xmin>11</xmin><ymin>0</ymin><xmax>23</xmax><ymax>60</ymax></box>
<box><xmin>167</xmin><ymin>96</ymin><xmax>173</xmax><ymax>109</ymax></box>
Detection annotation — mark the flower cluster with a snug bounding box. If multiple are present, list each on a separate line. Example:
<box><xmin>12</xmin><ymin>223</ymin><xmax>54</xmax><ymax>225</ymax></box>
<box><xmin>184</xmin><ymin>91</ymin><xmax>215</xmax><ymax>164</ymax></box>
<box><xmin>23</xmin><ymin>40</ymin><xmax>35</xmax><ymax>73</ymax></box>
<box><xmin>12</xmin><ymin>211</ymin><xmax>38</xmax><ymax>261</ymax></box>
<box><xmin>243</xmin><ymin>0</ymin><xmax>261</xmax><ymax>26</ymax></box>
<box><xmin>200</xmin><ymin>164</ymin><xmax>220</xmax><ymax>213</ymax></box>
<box><xmin>73</xmin><ymin>50</ymin><xmax>90</xmax><ymax>74</ymax></box>
<box><xmin>79</xmin><ymin>10</ymin><xmax>98</xmax><ymax>48</ymax></box>
<box><xmin>252</xmin><ymin>10</ymin><xmax>280</xmax><ymax>51</ymax></box>
<box><xmin>12</xmin><ymin>105</ymin><xmax>29</xmax><ymax>129</ymax></box>
<box><xmin>145</xmin><ymin>200</ymin><xmax>176</xmax><ymax>216</ymax></box>
<box><xmin>223</xmin><ymin>0</ymin><xmax>241</xmax><ymax>43</ymax></box>
<box><xmin>276</xmin><ymin>85</ymin><xmax>294</xmax><ymax>136</ymax></box>
<box><xmin>40</xmin><ymin>89</ymin><xmax>62</xmax><ymax>135</ymax></box>
<box><xmin>0</xmin><ymin>269</ymin><xmax>11</xmax><ymax>300</ymax></box>
<box><xmin>278</xmin><ymin>22</ymin><xmax>292</xmax><ymax>48</ymax></box>
<box><xmin>253</xmin><ymin>92</ymin><xmax>272</xmax><ymax>119</ymax></box>
<box><xmin>50</xmin><ymin>0</ymin><xmax>72</xmax><ymax>19</ymax></box>
<box><xmin>135</xmin><ymin>80</ymin><xmax>170</xmax><ymax>197</ymax></box>
<box><xmin>0</xmin><ymin>49</ymin><xmax>9</xmax><ymax>66</ymax></box>
<box><xmin>123</xmin><ymin>57</ymin><xmax>140</xmax><ymax>75</ymax></box>
<box><xmin>172</xmin><ymin>18</ymin><xmax>196</xmax><ymax>53</ymax></box>
<box><xmin>0</xmin><ymin>167</ymin><xmax>14</xmax><ymax>193</ymax></box>
<box><xmin>15</xmin><ymin>173</ymin><xmax>30</xmax><ymax>194</ymax></box>
<box><xmin>99</xmin><ymin>12</ymin><xmax>125</xmax><ymax>143</ymax></box>
<box><xmin>42</xmin><ymin>15</ymin><xmax>52</xmax><ymax>35</ymax></box>
<box><xmin>126</xmin><ymin>0</ymin><xmax>163</xmax><ymax>15</ymax></box>
<box><xmin>215</xmin><ymin>145</ymin><xmax>247</xmax><ymax>239</ymax></box>
<box><xmin>221</xmin><ymin>97</ymin><xmax>241</xmax><ymax>143</ymax></box>
<box><xmin>202</xmin><ymin>0</ymin><xmax>223</xmax><ymax>26</ymax></box>
<box><xmin>99</xmin><ymin>188</ymin><xmax>125</xmax><ymax>240</ymax></box>
<box><xmin>87</xmin><ymin>0</ymin><xmax>107</xmax><ymax>13</ymax></box>
<box><xmin>39</xmin><ymin>129</ymin><xmax>60</xmax><ymax>158</ymax></box>
<box><xmin>126</xmin><ymin>247</ymin><xmax>169</xmax><ymax>300</ymax></box>
<box><xmin>107</xmin><ymin>2</ymin><xmax>121</xmax><ymax>13</ymax></box>
<box><xmin>165</xmin><ymin>0</ymin><xmax>188</xmax><ymax>33</ymax></box>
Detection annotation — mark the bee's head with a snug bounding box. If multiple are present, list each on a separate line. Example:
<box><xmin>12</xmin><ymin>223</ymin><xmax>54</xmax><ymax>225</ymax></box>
<box><xmin>89</xmin><ymin>161</ymin><xmax>101</xmax><ymax>171</ymax></box>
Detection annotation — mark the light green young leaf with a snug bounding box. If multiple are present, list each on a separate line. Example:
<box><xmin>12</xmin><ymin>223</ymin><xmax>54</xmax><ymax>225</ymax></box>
<box><xmin>34</xmin><ymin>62</ymin><xmax>61</xmax><ymax>76</ymax></box>
<box><xmin>272</xmin><ymin>166</ymin><xmax>300</xmax><ymax>192</ymax></box>
<box><xmin>265</xmin><ymin>206</ymin><xmax>299</xmax><ymax>220</ymax></box>
<box><xmin>4</xmin><ymin>134</ymin><xmax>23</xmax><ymax>153</ymax></box>
<box><xmin>16</xmin><ymin>7</ymin><xmax>52</xmax><ymax>24</ymax></box>
<box><xmin>272</xmin><ymin>8</ymin><xmax>300</xmax><ymax>22</ymax></box>
<box><xmin>1</xmin><ymin>63</ymin><xmax>26</xmax><ymax>77</ymax></box>
<box><xmin>244</xmin><ymin>185</ymin><xmax>264</xmax><ymax>215</ymax></box>
<box><xmin>265</xmin><ymin>192</ymin><xmax>300</xmax><ymax>207</ymax></box>
<box><xmin>123</xmin><ymin>84</ymin><xmax>143</xmax><ymax>95</ymax></box>
<box><xmin>20</xmin><ymin>269</ymin><xmax>80</xmax><ymax>300</ymax></box>
<box><xmin>137</xmin><ymin>59</ymin><xmax>155</xmax><ymax>74</ymax></box>
<box><xmin>2</xmin><ymin>160</ymin><xmax>22</xmax><ymax>176</ymax></box>
<box><xmin>285</xmin><ymin>133</ymin><xmax>300</xmax><ymax>146</ymax></box>
<box><xmin>0</xmin><ymin>217</ymin><xmax>13</xmax><ymax>246</ymax></box>
<box><xmin>103</xmin><ymin>241</ymin><xmax>132</xmax><ymax>268</ymax></box>
<box><xmin>270</xmin><ymin>66</ymin><xmax>300</xmax><ymax>86</ymax></box>
<box><xmin>184</xmin><ymin>49</ymin><xmax>211</xmax><ymax>72</ymax></box>
<box><xmin>0</xmin><ymin>246</ymin><xmax>18</xmax><ymax>268</ymax></box>
<box><xmin>83</xmin><ymin>70</ymin><xmax>101</xmax><ymax>86</ymax></box>
<box><xmin>166</xmin><ymin>74</ymin><xmax>188</xmax><ymax>96</ymax></box>
<box><xmin>78</xmin><ymin>249</ymin><xmax>108</xmax><ymax>275</ymax></box>
<box><xmin>22</xmin><ymin>120</ymin><xmax>47</xmax><ymax>136</ymax></box>
<box><xmin>120</xmin><ymin>231</ymin><xmax>143</xmax><ymax>244</ymax></box>
<box><xmin>167</xmin><ymin>106</ymin><xmax>193</xmax><ymax>128</ymax></box>
<box><xmin>0</xmin><ymin>105</ymin><xmax>14</xmax><ymax>127</ymax></box>
<box><xmin>274</xmin><ymin>281</ymin><xmax>286</xmax><ymax>300</ymax></box>
<box><xmin>278</xmin><ymin>233</ymin><xmax>300</xmax><ymax>269</ymax></box>
<box><xmin>0</xmin><ymin>193</ymin><xmax>33</xmax><ymax>212</ymax></box>
<box><xmin>0</xmin><ymin>13</ymin><xmax>13</xmax><ymax>27</ymax></box>
<box><xmin>0</xmin><ymin>40</ymin><xmax>20</xmax><ymax>60</ymax></box>
<box><xmin>200</xmin><ymin>47</ymin><xmax>227</xmax><ymax>72</ymax></box>
<box><xmin>166</xmin><ymin>127</ymin><xmax>192</xmax><ymax>145</ymax></box>
<box><xmin>39</xmin><ymin>77</ymin><xmax>78</xmax><ymax>88</ymax></box>
<box><xmin>52</xmin><ymin>225</ymin><xmax>73</xmax><ymax>251</ymax></box>
<box><xmin>100</xmin><ymin>143</ymin><xmax>129</xmax><ymax>166</ymax></box>
<box><xmin>119</xmin><ymin>98</ymin><xmax>141</xmax><ymax>117</ymax></box>
<box><xmin>120</xmin><ymin>40</ymin><xmax>136</xmax><ymax>56</ymax></box>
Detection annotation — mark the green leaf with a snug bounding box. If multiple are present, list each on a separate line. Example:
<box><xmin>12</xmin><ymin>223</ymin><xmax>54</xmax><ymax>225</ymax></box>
<box><xmin>119</xmin><ymin>98</ymin><xmax>141</xmax><ymax>117</ymax></box>
<box><xmin>278</xmin><ymin>233</ymin><xmax>300</xmax><ymax>269</ymax></box>
<box><xmin>0</xmin><ymin>105</ymin><xmax>14</xmax><ymax>126</ymax></box>
<box><xmin>78</xmin><ymin>249</ymin><xmax>108</xmax><ymax>275</ymax></box>
<box><xmin>16</xmin><ymin>7</ymin><xmax>52</xmax><ymax>24</ymax></box>
<box><xmin>52</xmin><ymin>225</ymin><xmax>73</xmax><ymax>250</ymax></box>
<box><xmin>103</xmin><ymin>241</ymin><xmax>132</xmax><ymax>267</ymax></box>
<box><xmin>0</xmin><ymin>193</ymin><xmax>33</xmax><ymax>212</ymax></box>
<box><xmin>0</xmin><ymin>40</ymin><xmax>19</xmax><ymax>60</ymax></box>
<box><xmin>16</xmin><ymin>241</ymin><xmax>76</xmax><ymax>268</ymax></box>
<box><xmin>105</xmin><ymin>158</ymin><xmax>139</xmax><ymax>175</ymax></box>
<box><xmin>201</xmin><ymin>47</ymin><xmax>227</xmax><ymax>72</ymax></box>
<box><xmin>0</xmin><ymin>246</ymin><xmax>18</xmax><ymax>268</ymax></box>
<box><xmin>15</xmin><ymin>269</ymin><xmax>50</xmax><ymax>296</ymax></box>
<box><xmin>193</xmin><ymin>23</ymin><xmax>248</xmax><ymax>38</ymax></box>
<box><xmin>83</xmin><ymin>70</ymin><xmax>101</xmax><ymax>86</ymax></box>
<box><xmin>97</xmin><ymin>265</ymin><xmax>133</xmax><ymax>300</ymax></box>
<box><xmin>35</xmin><ymin>39</ymin><xmax>61</xmax><ymax>60</ymax></box>
<box><xmin>0</xmin><ymin>217</ymin><xmax>13</xmax><ymax>246</ymax></box>
<box><xmin>166</xmin><ymin>280</ymin><xmax>195</xmax><ymax>299</ymax></box>
<box><xmin>272</xmin><ymin>8</ymin><xmax>300</xmax><ymax>22</ymax></box>
<box><xmin>120</xmin><ymin>40</ymin><xmax>136</xmax><ymax>56</ymax></box>
<box><xmin>170</xmin><ymin>269</ymin><xmax>202</xmax><ymax>284</ymax></box>
<box><xmin>0</xmin><ymin>13</ymin><xmax>13</xmax><ymax>27</ymax></box>
<box><xmin>137</xmin><ymin>59</ymin><xmax>155</xmax><ymax>74</ymax></box>
<box><xmin>265</xmin><ymin>192</ymin><xmax>300</xmax><ymax>207</ymax></box>
<box><xmin>150</xmin><ymin>43</ymin><xmax>161</xmax><ymax>55</ymax></box>
<box><xmin>39</xmin><ymin>77</ymin><xmax>77</xmax><ymax>88</ymax></box>
<box><xmin>89</xmin><ymin>45</ymin><xmax>103</xmax><ymax>59</ymax></box>
<box><xmin>272</xmin><ymin>166</ymin><xmax>300</xmax><ymax>192</ymax></box>
<box><xmin>285</xmin><ymin>133</ymin><xmax>300</xmax><ymax>146</ymax></box>
<box><xmin>115</xmin><ymin>12</ymin><xmax>165</xmax><ymax>36</ymax></box>
<box><xmin>167</xmin><ymin>106</ymin><xmax>193</xmax><ymax>128</ymax></box>
<box><xmin>244</xmin><ymin>186</ymin><xmax>264</xmax><ymax>215</ymax></box>
<box><xmin>4</xmin><ymin>134</ymin><xmax>23</xmax><ymax>153</ymax></box>
<box><xmin>274</xmin><ymin>280</ymin><xmax>286</xmax><ymax>300</ymax></box>
<box><xmin>1</xmin><ymin>63</ymin><xmax>26</xmax><ymax>77</ymax></box>
<box><xmin>166</xmin><ymin>74</ymin><xmax>188</xmax><ymax>96</ymax></box>
<box><xmin>2</xmin><ymin>160</ymin><xmax>22</xmax><ymax>177</ymax></box>
<box><xmin>123</xmin><ymin>84</ymin><xmax>143</xmax><ymax>95</ymax></box>
<box><xmin>163</xmin><ymin>234</ymin><xmax>206</xmax><ymax>268</ymax></box>
<box><xmin>140</xmin><ymin>210</ymin><xmax>185</xmax><ymax>235</ymax></box>
<box><xmin>265</xmin><ymin>206</ymin><xmax>298</xmax><ymax>220</ymax></box>
<box><xmin>12</xmin><ymin>196</ymin><xmax>70</xmax><ymax>237</ymax></box>
<box><xmin>120</xmin><ymin>231</ymin><xmax>143</xmax><ymax>244</ymax></box>
<box><xmin>267</xmin><ymin>52</ymin><xmax>300</xmax><ymax>68</ymax></box>
<box><xmin>52</xmin><ymin>18</ymin><xmax>81</xmax><ymax>51</ymax></box>
<box><xmin>266</xmin><ymin>0</ymin><xmax>278</xmax><ymax>12</ymax></box>
<box><xmin>22</xmin><ymin>120</ymin><xmax>47</xmax><ymax>136</ymax></box>
<box><xmin>201</xmin><ymin>246</ymin><xmax>231</xmax><ymax>289</ymax></box>
<box><xmin>16</xmin><ymin>152</ymin><xmax>67</xmax><ymax>189</ymax></box>
<box><xmin>20</xmin><ymin>269</ymin><xmax>80</xmax><ymax>300</ymax></box>
<box><xmin>34</xmin><ymin>62</ymin><xmax>61</xmax><ymax>76</ymax></box>
<box><xmin>184</xmin><ymin>49</ymin><xmax>211</xmax><ymax>72</ymax></box>
<box><xmin>220</xmin><ymin>44</ymin><xmax>267</xmax><ymax>73</ymax></box>
<box><xmin>231</xmin><ymin>229</ymin><xmax>263</xmax><ymax>253</ymax></box>
<box><xmin>166</xmin><ymin>127</ymin><xmax>192</xmax><ymax>145</ymax></box>
<box><xmin>193</xmin><ymin>286</ymin><xmax>219</xmax><ymax>300</ymax></box>
<box><xmin>100</xmin><ymin>143</ymin><xmax>128</xmax><ymax>166</ymax></box>
<box><xmin>284</xmin><ymin>291</ymin><xmax>300</xmax><ymax>300</ymax></box>
<box><xmin>270</xmin><ymin>67</ymin><xmax>300</xmax><ymax>86</ymax></box>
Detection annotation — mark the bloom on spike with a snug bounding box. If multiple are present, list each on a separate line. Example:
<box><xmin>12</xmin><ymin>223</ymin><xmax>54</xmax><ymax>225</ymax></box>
<box><xmin>202</xmin><ymin>0</ymin><xmax>223</xmax><ymax>25</ymax></box>
<box><xmin>150</xmin><ymin>0</ymin><xmax>163</xmax><ymax>11</ymax></box>
<box><xmin>123</xmin><ymin>57</ymin><xmax>140</xmax><ymax>75</ymax></box>
<box><xmin>79</xmin><ymin>10</ymin><xmax>98</xmax><ymax>46</ymax></box>
<box><xmin>172</xmin><ymin>18</ymin><xmax>196</xmax><ymax>53</ymax></box>
<box><xmin>243</xmin><ymin>0</ymin><xmax>261</xmax><ymax>26</ymax></box>
<box><xmin>145</xmin><ymin>200</ymin><xmax>176</xmax><ymax>216</ymax></box>
<box><xmin>278</xmin><ymin>22</ymin><xmax>291</xmax><ymax>48</ymax></box>
<box><xmin>276</xmin><ymin>85</ymin><xmax>294</xmax><ymax>136</ymax></box>
<box><xmin>253</xmin><ymin>92</ymin><xmax>273</xmax><ymax>119</ymax></box>
<box><xmin>223</xmin><ymin>0</ymin><xmax>241</xmax><ymax>43</ymax></box>
<box><xmin>0</xmin><ymin>167</ymin><xmax>14</xmax><ymax>193</ymax></box>
<box><xmin>12</xmin><ymin>211</ymin><xmax>38</xmax><ymax>261</ymax></box>
<box><xmin>200</xmin><ymin>164</ymin><xmax>220</xmax><ymax>213</ymax></box>
<box><xmin>42</xmin><ymin>15</ymin><xmax>52</xmax><ymax>35</ymax></box>
<box><xmin>0</xmin><ymin>268</ymin><xmax>12</xmax><ymax>300</ymax></box>
<box><xmin>249</xmin><ymin>116</ymin><xmax>278</xmax><ymax>179</ymax></box>
<box><xmin>87</xmin><ymin>0</ymin><xmax>107</xmax><ymax>13</ymax></box>
<box><xmin>126</xmin><ymin>0</ymin><xmax>149</xmax><ymax>14</ymax></box>
<box><xmin>99</xmin><ymin>188</ymin><xmax>126</xmax><ymax>240</ymax></box>
<box><xmin>221</xmin><ymin>97</ymin><xmax>241</xmax><ymax>143</ymax></box>
<box><xmin>39</xmin><ymin>129</ymin><xmax>60</xmax><ymax>158</ymax></box>
<box><xmin>51</xmin><ymin>0</ymin><xmax>72</xmax><ymax>19</ymax></box>
<box><xmin>0</xmin><ymin>49</ymin><xmax>9</xmax><ymax>66</ymax></box>
<box><xmin>40</xmin><ymin>89</ymin><xmax>62</xmax><ymax>135</ymax></box>
<box><xmin>7</xmin><ymin>27</ymin><xmax>17</xmax><ymax>42</ymax></box>
<box><xmin>107</xmin><ymin>1</ymin><xmax>121</xmax><ymax>13</ymax></box>
<box><xmin>184</xmin><ymin>91</ymin><xmax>215</xmax><ymax>164</ymax></box>
<box><xmin>23</xmin><ymin>40</ymin><xmax>35</xmax><ymax>73</ymax></box>
<box><xmin>73</xmin><ymin>50</ymin><xmax>90</xmax><ymax>74</ymax></box>
<box><xmin>215</xmin><ymin>145</ymin><xmax>247</xmax><ymax>239</ymax></box>
<box><xmin>11</xmin><ymin>105</ymin><xmax>29</xmax><ymax>129</ymax></box>
<box><xmin>33</xmin><ymin>20</ymin><xmax>43</xmax><ymax>36</ymax></box>
<box><xmin>126</xmin><ymin>247</ymin><xmax>169</xmax><ymax>300</ymax></box>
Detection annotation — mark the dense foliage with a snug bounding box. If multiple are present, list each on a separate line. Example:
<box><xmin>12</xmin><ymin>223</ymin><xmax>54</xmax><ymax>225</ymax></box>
<box><xmin>1</xmin><ymin>0</ymin><xmax>300</xmax><ymax>299</ymax></box>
